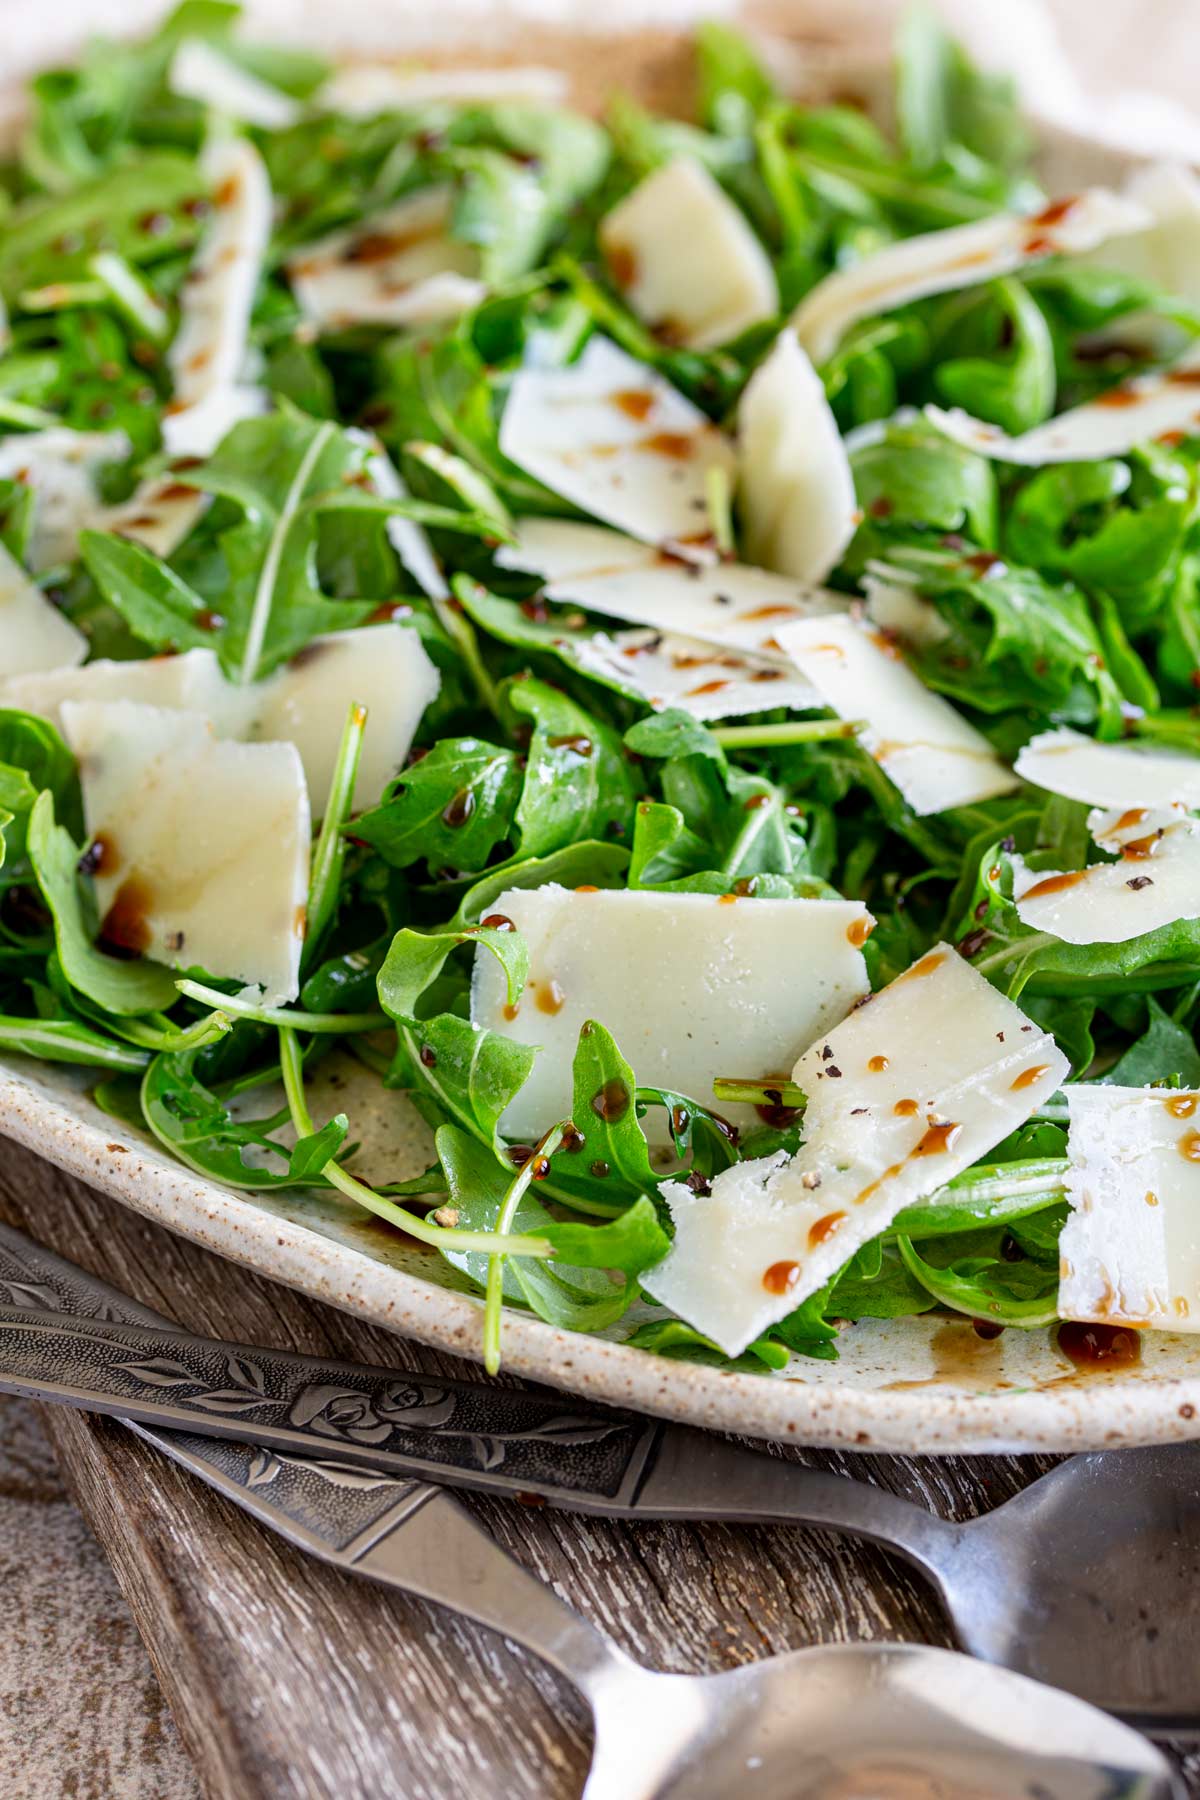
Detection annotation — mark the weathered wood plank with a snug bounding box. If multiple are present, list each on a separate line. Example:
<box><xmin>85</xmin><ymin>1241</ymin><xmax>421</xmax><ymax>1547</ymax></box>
<box><xmin>2</xmin><ymin>1136</ymin><xmax>1197</xmax><ymax>1798</ymax></box>
<box><xmin>0</xmin><ymin>1395</ymin><xmax>200</xmax><ymax>1800</ymax></box>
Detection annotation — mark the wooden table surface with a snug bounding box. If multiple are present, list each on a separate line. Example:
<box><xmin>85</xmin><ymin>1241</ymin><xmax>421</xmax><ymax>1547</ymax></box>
<box><xmin>1</xmin><ymin>1134</ymin><xmax>1197</xmax><ymax>1800</ymax></box>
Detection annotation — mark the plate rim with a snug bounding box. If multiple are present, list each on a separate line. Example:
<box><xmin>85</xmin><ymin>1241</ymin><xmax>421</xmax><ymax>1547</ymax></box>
<box><xmin>5</xmin><ymin>1057</ymin><xmax>1199</xmax><ymax>1453</ymax></box>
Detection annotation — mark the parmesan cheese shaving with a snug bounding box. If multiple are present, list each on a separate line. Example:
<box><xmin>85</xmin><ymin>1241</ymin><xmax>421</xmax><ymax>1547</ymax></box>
<box><xmin>644</xmin><ymin>946</ymin><xmax>1067</xmax><ymax>1355</ymax></box>
<box><xmin>288</xmin><ymin>187</ymin><xmax>484</xmax><ymax>333</ymax></box>
<box><xmin>791</xmin><ymin>188</ymin><xmax>1151</xmax><ymax>366</ymax></box>
<box><xmin>498</xmin><ymin>336</ymin><xmax>736</xmax><ymax>554</ymax></box>
<box><xmin>777</xmin><ymin>613</ymin><xmax>1019</xmax><ymax>814</ymax></box>
<box><xmin>737</xmin><ymin>329</ymin><xmax>857</xmax><ymax>584</ymax></box>
<box><xmin>1059</xmin><ymin>1083</ymin><xmax>1200</xmax><ymax>1333</ymax></box>
<box><xmin>598</xmin><ymin>157</ymin><xmax>777</xmax><ymax>352</ymax></box>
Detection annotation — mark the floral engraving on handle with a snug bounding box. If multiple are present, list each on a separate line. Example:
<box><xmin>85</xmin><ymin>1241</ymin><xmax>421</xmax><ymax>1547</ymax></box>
<box><xmin>284</xmin><ymin>1380</ymin><xmax>625</xmax><ymax>1472</ymax></box>
<box><xmin>0</xmin><ymin>1276</ymin><xmax>63</xmax><ymax>1311</ymax></box>
<box><xmin>109</xmin><ymin>1342</ymin><xmax>629</xmax><ymax>1475</ymax></box>
<box><xmin>246</xmin><ymin>1447</ymin><xmax>407</xmax><ymax>1494</ymax></box>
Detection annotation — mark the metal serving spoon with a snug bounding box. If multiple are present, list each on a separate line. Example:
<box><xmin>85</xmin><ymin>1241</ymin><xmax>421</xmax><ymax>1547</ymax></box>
<box><xmin>187</xmin><ymin>1469</ymin><xmax>1172</xmax><ymax>1800</ymax></box>
<box><xmin>0</xmin><ymin>1219</ymin><xmax>1195</xmax><ymax>1732</ymax></box>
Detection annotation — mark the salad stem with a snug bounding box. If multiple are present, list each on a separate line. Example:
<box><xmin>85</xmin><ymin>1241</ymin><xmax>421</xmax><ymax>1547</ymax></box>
<box><xmin>483</xmin><ymin>1119</ymin><xmax>567</xmax><ymax>1376</ymax></box>
<box><xmin>305</xmin><ymin>700</ymin><xmax>367</xmax><ymax>970</ymax></box>
<box><xmin>712</xmin><ymin>1074</ymin><xmax>805</xmax><ymax>1109</ymax></box>
<box><xmin>439</xmin><ymin>585</ymin><xmax>503</xmax><ymax>721</ymax></box>
<box><xmin>710</xmin><ymin>720</ymin><xmax>864</xmax><ymax>749</ymax></box>
<box><xmin>705</xmin><ymin>465</ymin><xmax>735</xmax><ymax>556</ymax></box>
<box><xmin>277</xmin><ymin>1028</ymin><xmax>556</xmax><ymax>1260</ymax></box>
<box><xmin>176</xmin><ymin>978</ymin><xmax>389</xmax><ymax>1033</ymax></box>
<box><xmin>116</xmin><ymin>1010</ymin><xmax>233</xmax><ymax>1053</ymax></box>
<box><xmin>88</xmin><ymin>251</ymin><xmax>170</xmax><ymax>343</ymax></box>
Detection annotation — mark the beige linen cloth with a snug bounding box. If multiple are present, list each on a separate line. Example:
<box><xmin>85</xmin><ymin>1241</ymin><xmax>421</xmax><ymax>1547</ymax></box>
<box><xmin>0</xmin><ymin>1</ymin><xmax>1195</xmax><ymax>1797</ymax></box>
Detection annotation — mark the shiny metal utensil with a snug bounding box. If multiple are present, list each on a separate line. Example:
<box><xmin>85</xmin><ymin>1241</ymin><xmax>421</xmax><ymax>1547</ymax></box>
<box><xmin>0</xmin><ymin>1223</ymin><xmax>1195</xmax><ymax>1734</ymax></box>
<box><xmin>0</xmin><ymin>1224</ymin><xmax>1176</xmax><ymax>1800</ymax></box>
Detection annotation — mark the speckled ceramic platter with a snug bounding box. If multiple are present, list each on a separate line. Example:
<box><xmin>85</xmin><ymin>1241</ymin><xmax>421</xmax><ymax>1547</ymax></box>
<box><xmin>3</xmin><ymin>0</ymin><xmax>1199</xmax><ymax>1454</ymax></box>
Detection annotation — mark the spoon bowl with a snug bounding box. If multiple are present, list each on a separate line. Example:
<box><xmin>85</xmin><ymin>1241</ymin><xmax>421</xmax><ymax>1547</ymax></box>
<box><xmin>581</xmin><ymin>1641</ymin><xmax>1178</xmax><ymax>1800</ymax></box>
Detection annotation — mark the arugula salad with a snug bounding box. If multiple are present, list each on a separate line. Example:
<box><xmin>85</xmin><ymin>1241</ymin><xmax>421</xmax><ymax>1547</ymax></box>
<box><xmin>4</xmin><ymin>2</ymin><xmax>1200</xmax><ymax>1378</ymax></box>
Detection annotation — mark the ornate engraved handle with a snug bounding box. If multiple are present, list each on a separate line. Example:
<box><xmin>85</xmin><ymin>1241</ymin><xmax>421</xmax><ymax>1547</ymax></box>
<box><xmin>0</xmin><ymin>1223</ymin><xmax>659</xmax><ymax>1509</ymax></box>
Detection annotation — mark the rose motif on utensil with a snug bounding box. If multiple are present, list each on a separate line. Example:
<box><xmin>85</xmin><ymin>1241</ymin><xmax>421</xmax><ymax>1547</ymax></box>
<box><xmin>375</xmin><ymin>1383</ymin><xmax>457</xmax><ymax>1429</ymax></box>
<box><xmin>288</xmin><ymin>1384</ymin><xmax>393</xmax><ymax>1445</ymax></box>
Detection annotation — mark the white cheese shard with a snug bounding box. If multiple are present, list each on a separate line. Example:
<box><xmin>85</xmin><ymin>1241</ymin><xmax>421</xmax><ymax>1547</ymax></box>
<box><xmin>598</xmin><ymin>158</ymin><xmax>777</xmax><ymax>353</ymax></box>
<box><xmin>169</xmin><ymin>39</ymin><xmax>301</xmax><ymax>130</ymax></box>
<box><xmin>470</xmin><ymin>885</ymin><xmax>874</xmax><ymax>1146</ymax></box>
<box><xmin>4</xmin><ymin>648</ymin><xmax>242</xmax><ymax>733</ymax></box>
<box><xmin>1015</xmin><ymin>726</ymin><xmax>1200</xmax><ymax>810</ymax></box>
<box><xmin>1059</xmin><ymin>1083</ymin><xmax>1200</xmax><ymax>1332</ymax></box>
<box><xmin>790</xmin><ymin>188</ymin><xmax>1151</xmax><ymax>366</ymax></box>
<box><xmin>358</xmin><ymin>435</ymin><xmax>450</xmax><ymax>601</ymax></box>
<box><xmin>0</xmin><ymin>429</ymin><xmax>131</xmax><ymax>569</ymax></box>
<box><xmin>164</xmin><ymin>135</ymin><xmax>272</xmax><ymax>458</ymax></box>
<box><xmin>496</xmin><ymin>518</ymin><xmax>845</xmax><ymax>659</ymax></box>
<box><xmin>61</xmin><ymin>700</ymin><xmax>310</xmax><ymax>1005</ymax></box>
<box><xmin>926</xmin><ymin>337</ymin><xmax>1200</xmax><ymax>466</ymax></box>
<box><xmin>862</xmin><ymin>567</ymin><xmax>951</xmax><ymax>649</ymax></box>
<box><xmin>321</xmin><ymin>63</ymin><xmax>569</xmax><ymax>116</ymax></box>
<box><xmin>245</xmin><ymin>625</ymin><xmax>440</xmax><ymax>811</ymax></box>
<box><xmin>928</xmin><ymin>170</ymin><xmax>1200</xmax><ymax>463</ymax></box>
<box><xmin>0</xmin><ymin>542</ymin><xmax>86</xmax><ymax>676</ymax></box>
<box><xmin>570</xmin><ymin>629</ymin><xmax>818</xmax><ymax>720</ymax></box>
<box><xmin>498</xmin><ymin>337</ymin><xmax>737</xmax><ymax>555</ymax></box>
<box><xmin>737</xmin><ymin>330</ymin><xmax>858</xmax><ymax>584</ymax></box>
<box><xmin>1011</xmin><ymin>805</ymin><xmax>1200</xmax><ymax>945</ymax></box>
<box><xmin>1077</xmin><ymin>163</ymin><xmax>1200</xmax><ymax>315</ymax></box>
<box><xmin>776</xmin><ymin>614</ymin><xmax>1019</xmax><ymax>815</ymax></box>
<box><xmin>102</xmin><ymin>468</ymin><xmax>207</xmax><ymax>559</ymax></box>
<box><xmin>7</xmin><ymin>625</ymin><xmax>438</xmax><ymax>813</ymax></box>
<box><xmin>287</xmin><ymin>188</ymin><xmax>484</xmax><ymax>334</ymax></box>
<box><xmin>643</xmin><ymin>945</ymin><xmax>1068</xmax><ymax>1356</ymax></box>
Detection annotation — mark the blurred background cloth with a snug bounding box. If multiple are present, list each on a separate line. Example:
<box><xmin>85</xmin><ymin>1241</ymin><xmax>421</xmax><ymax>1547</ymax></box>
<box><xmin>1</xmin><ymin>0</ymin><xmax>1198</xmax><ymax>163</ymax></box>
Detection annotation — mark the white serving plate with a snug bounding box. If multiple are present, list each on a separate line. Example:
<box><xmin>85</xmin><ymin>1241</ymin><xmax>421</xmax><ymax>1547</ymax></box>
<box><xmin>4</xmin><ymin>0</ymin><xmax>1200</xmax><ymax>1453</ymax></box>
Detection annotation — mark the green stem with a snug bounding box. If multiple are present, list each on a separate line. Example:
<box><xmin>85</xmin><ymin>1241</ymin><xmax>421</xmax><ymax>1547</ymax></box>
<box><xmin>712</xmin><ymin>1074</ymin><xmax>805</xmax><ymax>1109</ymax></box>
<box><xmin>443</xmin><ymin>581</ymin><xmax>503</xmax><ymax>721</ymax></box>
<box><xmin>888</xmin><ymin>1162</ymin><xmax>1068</xmax><ymax>1238</ymax></box>
<box><xmin>710</xmin><ymin>719</ymin><xmax>864</xmax><ymax>749</ymax></box>
<box><xmin>277</xmin><ymin>1029</ymin><xmax>555</xmax><ymax>1260</ymax></box>
<box><xmin>1127</xmin><ymin>711</ymin><xmax>1200</xmax><ymax>749</ymax></box>
<box><xmin>792</xmin><ymin>151</ymin><xmax>995</xmax><ymax>224</ymax></box>
<box><xmin>0</xmin><ymin>1019</ymin><xmax>149</xmax><ymax>1072</ymax></box>
<box><xmin>705</xmin><ymin>465</ymin><xmax>735</xmax><ymax>557</ymax></box>
<box><xmin>970</xmin><ymin>933</ymin><xmax>1059</xmax><ymax>981</ymax></box>
<box><xmin>0</xmin><ymin>397</ymin><xmax>59</xmax><ymax>429</ymax></box>
<box><xmin>88</xmin><ymin>251</ymin><xmax>170</xmax><ymax>343</ymax></box>
<box><xmin>755</xmin><ymin>107</ymin><xmax>810</xmax><ymax>247</ymax></box>
<box><xmin>176</xmin><ymin>978</ymin><xmax>389</xmax><ymax>1033</ymax></box>
<box><xmin>239</xmin><ymin>421</ymin><xmax>336</xmax><ymax>684</ymax></box>
<box><xmin>305</xmin><ymin>700</ymin><xmax>366</xmax><ymax>970</ymax></box>
<box><xmin>115</xmin><ymin>1010</ymin><xmax>232</xmax><ymax>1053</ymax></box>
<box><xmin>18</xmin><ymin>279</ymin><xmax>105</xmax><ymax>312</ymax></box>
<box><xmin>484</xmin><ymin>1119</ymin><xmax>566</xmax><ymax>1376</ymax></box>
